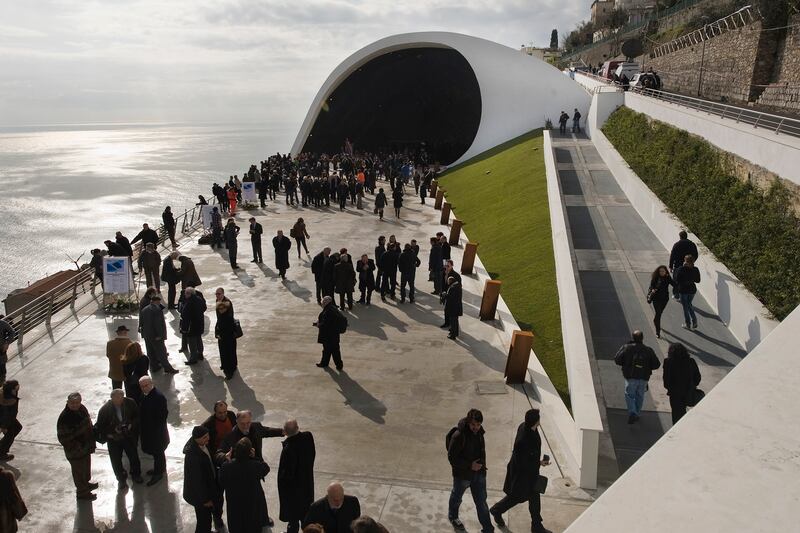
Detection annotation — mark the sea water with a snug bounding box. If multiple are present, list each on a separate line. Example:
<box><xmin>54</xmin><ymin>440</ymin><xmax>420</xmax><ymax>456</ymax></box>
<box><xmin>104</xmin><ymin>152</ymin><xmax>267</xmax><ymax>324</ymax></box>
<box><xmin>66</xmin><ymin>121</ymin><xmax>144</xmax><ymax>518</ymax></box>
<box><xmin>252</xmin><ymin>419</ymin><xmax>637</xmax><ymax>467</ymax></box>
<box><xmin>0</xmin><ymin>122</ymin><xmax>291</xmax><ymax>301</ymax></box>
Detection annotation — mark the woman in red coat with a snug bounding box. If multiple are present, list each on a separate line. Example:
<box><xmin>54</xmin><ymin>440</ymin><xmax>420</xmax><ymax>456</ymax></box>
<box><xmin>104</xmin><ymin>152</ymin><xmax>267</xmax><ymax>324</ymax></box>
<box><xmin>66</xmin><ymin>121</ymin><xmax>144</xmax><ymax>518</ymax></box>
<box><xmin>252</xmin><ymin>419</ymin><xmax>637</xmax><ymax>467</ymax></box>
<box><xmin>227</xmin><ymin>187</ymin><xmax>238</xmax><ymax>215</ymax></box>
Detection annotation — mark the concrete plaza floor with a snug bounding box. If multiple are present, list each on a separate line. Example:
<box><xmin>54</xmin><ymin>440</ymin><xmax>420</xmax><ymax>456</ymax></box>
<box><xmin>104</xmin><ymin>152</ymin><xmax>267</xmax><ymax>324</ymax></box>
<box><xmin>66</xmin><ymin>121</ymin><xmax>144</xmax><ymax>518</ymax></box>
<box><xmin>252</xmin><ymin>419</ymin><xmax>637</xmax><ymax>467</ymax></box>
<box><xmin>550</xmin><ymin>133</ymin><xmax>748</xmax><ymax>483</ymax></box>
<box><xmin>5</xmin><ymin>186</ymin><xmax>593</xmax><ymax>532</ymax></box>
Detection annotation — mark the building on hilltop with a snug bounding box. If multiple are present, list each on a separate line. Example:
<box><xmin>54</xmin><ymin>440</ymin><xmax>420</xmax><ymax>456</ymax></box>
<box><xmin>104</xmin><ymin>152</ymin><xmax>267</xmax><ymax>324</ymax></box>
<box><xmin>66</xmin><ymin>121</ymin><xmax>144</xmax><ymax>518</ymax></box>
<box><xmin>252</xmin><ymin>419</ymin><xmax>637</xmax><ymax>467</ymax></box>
<box><xmin>591</xmin><ymin>0</ymin><xmax>615</xmax><ymax>27</ymax></box>
<box><xmin>520</xmin><ymin>45</ymin><xmax>563</xmax><ymax>63</ymax></box>
<box><xmin>615</xmin><ymin>0</ymin><xmax>657</xmax><ymax>24</ymax></box>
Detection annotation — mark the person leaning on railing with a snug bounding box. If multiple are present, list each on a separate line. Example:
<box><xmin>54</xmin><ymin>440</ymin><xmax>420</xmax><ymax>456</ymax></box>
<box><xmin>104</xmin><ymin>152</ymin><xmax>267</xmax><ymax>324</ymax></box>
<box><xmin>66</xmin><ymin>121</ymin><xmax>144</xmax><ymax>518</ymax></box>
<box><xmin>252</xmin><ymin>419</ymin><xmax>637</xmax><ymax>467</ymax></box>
<box><xmin>0</xmin><ymin>315</ymin><xmax>16</xmax><ymax>383</ymax></box>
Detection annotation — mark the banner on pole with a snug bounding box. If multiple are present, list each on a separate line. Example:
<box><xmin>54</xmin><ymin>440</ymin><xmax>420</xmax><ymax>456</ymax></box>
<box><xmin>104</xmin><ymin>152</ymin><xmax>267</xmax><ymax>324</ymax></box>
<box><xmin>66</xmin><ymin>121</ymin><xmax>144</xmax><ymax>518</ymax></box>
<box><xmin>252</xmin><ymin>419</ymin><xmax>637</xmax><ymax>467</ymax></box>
<box><xmin>103</xmin><ymin>256</ymin><xmax>132</xmax><ymax>294</ymax></box>
<box><xmin>242</xmin><ymin>182</ymin><xmax>257</xmax><ymax>202</ymax></box>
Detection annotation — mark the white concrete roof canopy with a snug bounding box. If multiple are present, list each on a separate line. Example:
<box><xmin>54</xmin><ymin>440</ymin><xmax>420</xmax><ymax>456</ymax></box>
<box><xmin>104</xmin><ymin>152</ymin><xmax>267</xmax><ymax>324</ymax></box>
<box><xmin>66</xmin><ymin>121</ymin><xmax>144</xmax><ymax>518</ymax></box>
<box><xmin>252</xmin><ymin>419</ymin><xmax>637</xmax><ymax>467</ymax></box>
<box><xmin>292</xmin><ymin>31</ymin><xmax>591</xmax><ymax>165</ymax></box>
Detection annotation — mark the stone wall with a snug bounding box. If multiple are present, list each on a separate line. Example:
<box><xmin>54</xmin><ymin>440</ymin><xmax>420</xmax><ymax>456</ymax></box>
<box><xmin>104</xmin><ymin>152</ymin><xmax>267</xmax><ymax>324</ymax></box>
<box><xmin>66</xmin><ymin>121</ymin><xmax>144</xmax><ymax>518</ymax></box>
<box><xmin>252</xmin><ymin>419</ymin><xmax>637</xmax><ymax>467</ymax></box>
<box><xmin>757</xmin><ymin>14</ymin><xmax>800</xmax><ymax>112</ymax></box>
<box><xmin>720</xmin><ymin>148</ymin><xmax>800</xmax><ymax>217</ymax></box>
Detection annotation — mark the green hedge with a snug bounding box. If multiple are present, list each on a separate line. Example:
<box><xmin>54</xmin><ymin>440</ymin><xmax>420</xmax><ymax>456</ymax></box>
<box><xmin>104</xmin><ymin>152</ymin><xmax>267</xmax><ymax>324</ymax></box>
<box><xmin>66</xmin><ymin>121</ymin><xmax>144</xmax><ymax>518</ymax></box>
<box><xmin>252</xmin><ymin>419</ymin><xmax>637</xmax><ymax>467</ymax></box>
<box><xmin>602</xmin><ymin>107</ymin><xmax>800</xmax><ymax>320</ymax></box>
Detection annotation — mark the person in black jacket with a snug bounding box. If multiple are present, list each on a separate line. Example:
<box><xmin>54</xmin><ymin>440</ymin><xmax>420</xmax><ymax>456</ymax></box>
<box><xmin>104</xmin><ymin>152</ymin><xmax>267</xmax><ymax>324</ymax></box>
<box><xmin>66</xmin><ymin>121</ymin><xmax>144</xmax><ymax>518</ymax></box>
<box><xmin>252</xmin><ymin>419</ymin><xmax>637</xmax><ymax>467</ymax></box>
<box><xmin>121</xmin><ymin>342</ymin><xmax>149</xmax><ymax>403</ymax></box>
<box><xmin>675</xmin><ymin>255</ymin><xmax>701</xmax><ymax>330</ymax></box>
<box><xmin>303</xmin><ymin>482</ymin><xmax>361</xmax><ymax>533</ymax></box>
<box><xmin>95</xmin><ymin>389</ymin><xmax>142</xmax><ymax>488</ymax></box>
<box><xmin>647</xmin><ymin>265</ymin><xmax>676</xmax><ymax>339</ymax></box>
<box><xmin>322</xmin><ymin>252</ymin><xmax>340</xmax><ymax>300</ymax></box>
<box><xmin>311</xmin><ymin>248</ymin><xmax>331</xmax><ymax>304</ymax></box>
<box><xmin>215</xmin><ymin>300</ymin><xmax>237</xmax><ymax>380</ymax></box>
<box><xmin>224</xmin><ymin>218</ymin><xmax>240</xmax><ymax>269</ymax></box>
<box><xmin>374</xmin><ymin>236</ymin><xmax>386</xmax><ymax>291</ymax></box>
<box><xmin>104</xmin><ymin>239</ymin><xmax>127</xmax><ymax>258</ymax></box>
<box><xmin>663</xmin><ymin>342</ymin><xmax>701</xmax><ymax>424</ymax></box>
<box><xmin>356</xmin><ymin>254</ymin><xmax>376</xmax><ymax>305</ymax></box>
<box><xmin>490</xmin><ymin>409</ymin><xmax>552</xmax><ymax>533</ymax></box>
<box><xmin>398</xmin><ymin>243</ymin><xmax>420</xmax><ymax>303</ymax></box>
<box><xmin>273</xmin><ymin>230</ymin><xmax>292</xmax><ymax>279</ymax></box>
<box><xmin>668</xmin><ymin>230</ymin><xmax>699</xmax><ymax>273</ymax></box>
<box><xmin>334</xmin><ymin>254</ymin><xmax>356</xmax><ymax>310</ymax></box>
<box><xmin>181</xmin><ymin>287</ymin><xmax>207</xmax><ymax>365</ymax></box>
<box><xmin>447</xmin><ymin>408</ymin><xmax>493</xmax><ymax>532</ymax></box>
<box><xmin>315</xmin><ymin>296</ymin><xmax>344</xmax><ymax>370</ymax></box>
<box><xmin>162</xmin><ymin>206</ymin><xmax>178</xmax><ymax>248</ymax></box>
<box><xmin>248</xmin><ymin>217</ymin><xmax>263</xmax><ymax>264</ymax></box>
<box><xmin>219</xmin><ymin>437</ymin><xmax>271</xmax><ymax>533</ymax></box>
<box><xmin>614</xmin><ymin>331</ymin><xmax>661</xmax><ymax>424</ymax></box>
<box><xmin>444</xmin><ymin>276</ymin><xmax>463</xmax><ymax>340</ymax></box>
<box><xmin>138</xmin><ymin>376</ymin><xmax>170</xmax><ymax>486</ymax></box>
<box><xmin>278</xmin><ymin>420</ymin><xmax>316</xmax><ymax>533</ymax></box>
<box><xmin>161</xmin><ymin>251</ymin><xmax>182</xmax><ymax>309</ymax></box>
<box><xmin>428</xmin><ymin>237</ymin><xmax>444</xmax><ymax>295</ymax></box>
<box><xmin>183</xmin><ymin>426</ymin><xmax>224</xmax><ymax>533</ymax></box>
<box><xmin>201</xmin><ymin>400</ymin><xmax>237</xmax><ymax>456</ymax></box>
<box><xmin>378</xmin><ymin>242</ymin><xmax>399</xmax><ymax>301</ymax></box>
<box><xmin>0</xmin><ymin>380</ymin><xmax>21</xmax><ymax>462</ymax></box>
<box><xmin>131</xmin><ymin>223</ymin><xmax>159</xmax><ymax>248</ymax></box>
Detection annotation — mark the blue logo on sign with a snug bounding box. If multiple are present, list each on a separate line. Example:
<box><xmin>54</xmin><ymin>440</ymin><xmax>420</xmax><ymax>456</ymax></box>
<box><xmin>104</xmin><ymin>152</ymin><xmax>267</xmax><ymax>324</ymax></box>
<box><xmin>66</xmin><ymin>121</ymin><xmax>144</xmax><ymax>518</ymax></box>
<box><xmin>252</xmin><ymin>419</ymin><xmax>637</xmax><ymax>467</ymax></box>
<box><xmin>106</xmin><ymin>260</ymin><xmax>125</xmax><ymax>273</ymax></box>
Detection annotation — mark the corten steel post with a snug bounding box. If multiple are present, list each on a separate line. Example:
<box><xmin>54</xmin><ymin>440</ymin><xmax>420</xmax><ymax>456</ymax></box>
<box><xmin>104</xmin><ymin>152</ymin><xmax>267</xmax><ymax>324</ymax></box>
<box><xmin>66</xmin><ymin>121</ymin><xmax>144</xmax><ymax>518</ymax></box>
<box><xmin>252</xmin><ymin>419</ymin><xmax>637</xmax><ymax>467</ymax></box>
<box><xmin>449</xmin><ymin>219</ymin><xmax>463</xmax><ymax>246</ymax></box>
<box><xmin>434</xmin><ymin>189</ymin><xmax>445</xmax><ymax>209</ymax></box>
<box><xmin>479</xmin><ymin>279</ymin><xmax>501</xmax><ymax>320</ymax></box>
<box><xmin>440</xmin><ymin>202</ymin><xmax>451</xmax><ymax>225</ymax></box>
<box><xmin>461</xmin><ymin>243</ymin><xmax>478</xmax><ymax>275</ymax></box>
<box><xmin>505</xmin><ymin>330</ymin><xmax>534</xmax><ymax>384</ymax></box>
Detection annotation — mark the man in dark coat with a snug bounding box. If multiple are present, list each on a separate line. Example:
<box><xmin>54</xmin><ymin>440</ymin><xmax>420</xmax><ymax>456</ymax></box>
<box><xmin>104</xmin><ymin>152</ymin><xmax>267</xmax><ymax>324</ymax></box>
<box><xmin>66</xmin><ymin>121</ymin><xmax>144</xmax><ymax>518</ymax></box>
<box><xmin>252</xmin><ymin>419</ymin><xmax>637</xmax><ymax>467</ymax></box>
<box><xmin>278</xmin><ymin>420</ymin><xmax>316</xmax><ymax>533</ymax></box>
<box><xmin>139</xmin><ymin>295</ymin><xmax>178</xmax><ymax>374</ymax></box>
<box><xmin>161</xmin><ymin>251</ymin><xmax>182</xmax><ymax>309</ymax></box>
<box><xmin>217</xmin><ymin>411</ymin><xmax>283</xmax><ymax>527</ymax></box>
<box><xmin>489</xmin><ymin>409</ymin><xmax>552</xmax><ymax>533</ymax></box>
<box><xmin>447</xmin><ymin>408</ymin><xmax>492</xmax><ymax>532</ymax></box>
<box><xmin>668</xmin><ymin>230</ymin><xmax>699</xmax><ymax>273</ymax></box>
<box><xmin>131</xmin><ymin>223</ymin><xmax>159</xmax><ymax>247</ymax></box>
<box><xmin>105</xmin><ymin>239</ymin><xmax>128</xmax><ymax>258</ymax></box>
<box><xmin>356</xmin><ymin>254</ymin><xmax>376</xmax><ymax>305</ymax></box>
<box><xmin>115</xmin><ymin>231</ymin><xmax>134</xmax><ymax>259</ymax></box>
<box><xmin>398</xmin><ymin>243</ymin><xmax>420</xmax><ymax>304</ymax></box>
<box><xmin>248</xmin><ymin>217</ymin><xmax>263</xmax><ymax>263</ymax></box>
<box><xmin>334</xmin><ymin>254</ymin><xmax>356</xmax><ymax>310</ymax></box>
<box><xmin>428</xmin><ymin>237</ymin><xmax>444</xmax><ymax>295</ymax></box>
<box><xmin>374</xmin><ymin>236</ymin><xmax>386</xmax><ymax>291</ymax></box>
<box><xmin>138</xmin><ymin>376</ymin><xmax>170</xmax><ymax>486</ymax></box>
<box><xmin>614</xmin><ymin>330</ymin><xmax>661</xmax><ymax>424</ymax></box>
<box><xmin>57</xmin><ymin>392</ymin><xmax>98</xmax><ymax>500</ymax></box>
<box><xmin>303</xmin><ymin>482</ymin><xmax>361</xmax><ymax>533</ymax></box>
<box><xmin>315</xmin><ymin>297</ymin><xmax>345</xmax><ymax>370</ymax></box>
<box><xmin>272</xmin><ymin>230</ymin><xmax>292</xmax><ymax>279</ymax></box>
<box><xmin>224</xmin><ymin>218</ymin><xmax>240</xmax><ymax>269</ymax></box>
<box><xmin>219</xmin><ymin>437</ymin><xmax>271</xmax><ymax>533</ymax></box>
<box><xmin>378</xmin><ymin>242</ymin><xmax>399</xmax><ymax>301</ymax></box>
<box><xmin>201</xmin><ymin>400</ymin><xmax>237</xmax><ymax>456</ymax></box>
<box><xmin>183</xmin><ymin>426</ymin><xmax>224</xmax><ymax>533</ymax></box>
<box><xmin>95</xmin><ymin>389</ymin><xmax>143</xmax><ymax>488</ymax></box>
<box><xmin>322</xmin><ymin>252</ymin><xmax>340</xmax><ymax>299</ymax></box>
<box><xmin>180</xmin><ymin>287</ymin><xmax>207</xmax><ymax>365</ymax></box>
<box><xmin>311</xmin><ymin>248</ymin><xmax>331</xmax><ymax>304</ymax></box>
<box><xmin>444</xmin><ymin>276</ymin><xmax>463</xmax><ymax>340</ymax></box>
<box><xmin>178</xmin><ymin>255</ymin><xmax>202</xmax><ymax>289</ymax></box>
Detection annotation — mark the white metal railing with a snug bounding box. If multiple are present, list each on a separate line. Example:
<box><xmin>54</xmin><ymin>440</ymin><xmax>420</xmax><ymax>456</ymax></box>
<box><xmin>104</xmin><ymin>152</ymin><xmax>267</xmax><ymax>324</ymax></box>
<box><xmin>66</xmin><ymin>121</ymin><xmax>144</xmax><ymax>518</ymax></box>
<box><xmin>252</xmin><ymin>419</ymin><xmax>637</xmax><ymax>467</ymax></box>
<box><xmin>652</xmin><ymin>5</ymin><xmax>758</xmax><ymax>58</ymax></box>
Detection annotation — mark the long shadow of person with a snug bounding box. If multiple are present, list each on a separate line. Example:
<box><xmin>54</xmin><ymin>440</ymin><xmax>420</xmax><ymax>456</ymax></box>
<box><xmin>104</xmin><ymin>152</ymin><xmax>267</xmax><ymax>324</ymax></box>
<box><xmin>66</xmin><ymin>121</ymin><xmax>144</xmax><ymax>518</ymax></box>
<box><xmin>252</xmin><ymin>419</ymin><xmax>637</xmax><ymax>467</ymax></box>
<box><xmin>281</xmin><ymin>279</ymin><xmax>312</xmax><ymax>302</ymax></box>
<box><xmin>128</xmin><ymin>484</ymin><xmax>151</xmax><ymax>532</ymax></box>
<box><xmin>226</xmin><ymin>373</ymin><xmax>266</xmax><ymax>421</ymax></box>
<box><xmin>142</xmin><ymin>474</ymin><xmax>181</xmax><ymax>532</ymax></box>
<box><xmin>325</xmin><ymin>369</ymin><xmax>386</xmax><ymax>424</ymax></box>
<box><xmin>73</xmin><ymin>500</ymin><xmax>100</xmax><ymax>532</ymax></box>
<box><xmin>153</xmin><ymin>373</ymin><xmax>183</xmax><ymax>428</ymax></box>
<box><xmin>189</xmin><ymin>359</ymin><xmax>228</xmax><ymax>414</ymax></box>
<box><xmin>257</xmin><ymin>263</ymin><xmax>279</xmax><ymax>280</ymax></box>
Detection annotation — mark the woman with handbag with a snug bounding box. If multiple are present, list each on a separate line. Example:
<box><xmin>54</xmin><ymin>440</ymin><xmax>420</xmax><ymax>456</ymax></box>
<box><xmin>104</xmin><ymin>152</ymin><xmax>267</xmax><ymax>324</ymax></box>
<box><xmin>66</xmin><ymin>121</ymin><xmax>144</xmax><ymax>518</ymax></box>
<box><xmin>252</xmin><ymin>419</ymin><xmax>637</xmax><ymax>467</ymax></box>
<box><xmin>215</xmin><ymin>300</ymin><xmax>238</xmax><ymax>380</ymax></box>
<box><xmin>489</xmin><ymin>409</ymin><xmax>552</xmax><ymax>533</ymax></box>
<box><xmin>647</xmin><ymin>265</ymin><xmax>675</xmax><ymax>339</ymax></box>
<box><xmin>663</xmin><ymin>342</ymin><xmax>702</xmax><ymax>424</ymax></box>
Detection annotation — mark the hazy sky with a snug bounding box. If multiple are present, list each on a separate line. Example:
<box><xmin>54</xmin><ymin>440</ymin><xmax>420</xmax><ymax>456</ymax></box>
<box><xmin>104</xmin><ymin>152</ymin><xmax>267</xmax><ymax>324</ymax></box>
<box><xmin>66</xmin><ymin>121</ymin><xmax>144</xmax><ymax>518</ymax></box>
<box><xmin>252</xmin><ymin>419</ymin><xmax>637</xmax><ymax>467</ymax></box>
<box><xmin>1</xmin><ymin>0</ymin><xmax>585</xmax><ymax>127</ymax></box>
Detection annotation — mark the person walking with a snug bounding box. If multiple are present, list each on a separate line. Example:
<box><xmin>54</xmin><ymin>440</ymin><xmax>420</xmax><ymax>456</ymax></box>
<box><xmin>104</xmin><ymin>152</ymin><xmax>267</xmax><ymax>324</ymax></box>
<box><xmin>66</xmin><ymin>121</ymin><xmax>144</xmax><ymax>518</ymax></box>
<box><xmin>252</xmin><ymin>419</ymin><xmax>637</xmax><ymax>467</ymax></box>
<box><xmin>273</xmin><ymin>230</ymin><xmax>292</xmax><ymax>279</ymax></box>
<box><xmin>572</xmin><ymin>108</ymin><xmax>582</xmax><ymax>133</ymax></box>
<box><xmin>334</xmin><ymin>254</ymin><xmax>356</xmax><ymax>311</ymax></box>
<box><xmin>0</xmin><ymin>463</ymin><xmax>27</xmax><ymax>532</ymax></box>
<box><xmin>248</xmin><ymin>217</ymin><xmax>263</xmax><ymax>264</ymax></box>
<box><xmin>374</xmin><ymin>188</ymin><xmax>387</xmax><ymax>220</ymax></box>
<box><xmin>489</xmin><ymin>409</ymin><xmax>552</xmax><ymax>533</ymax></box>
<box><xmin>675</xmin><ymin>255</ymin><xmax>701</xmax><ymax>330</ymax></box>
<box><xmin>219</xmin><ymin>437</ymin><xmax>271</xmax><ymax>533</ymax></box>
<box><xmin>447</xmin><ymin>408</ymin><xmax>493</xmax><ymax>532</ymax></box>
<box><xmin>443</xmin><ymin>276</ymin><xmax>463</xmax><ymax>340</ymax></box>
<box><xmin>121</xmin><ymin>342</ymin><xmax>149</xmax><ymax>403</ymax></box>
<box><xmin>614</xmin><ymin>330</ymin><xmax>661</xmax><ymax>424</ymax></box>
<box><xmin>558</xmin><ymin>111</ymin><xmax>569</xmax><ymax>135</ymax></box>
<box><xmin>95</xmin><ymin>389</ymin><xmax>143</xmax><ymax>489</ymax></box>
<box><xmin>668</xmin><ymin>230</ymin><xmax>699</xmax><ymax>274</ymax></box>
<box><xmin>183</xmin><ymin>426</ymin><xmax>224</xmax><ymax>533</ymax></box>
<box><xmin>315</xmin><ymin>296</ymin><xmax>346</xmax><ymax>370</ymax></box>
<box><xmin>56</xmin><ymin>392</ymin><xmax>98</xmax><ymax>500</ymax></box>
<box><xmin>291</xmin><ymin>218</ymin><xmax>310</xmax><ymax>259</ymax></box>
<box><xmin>392</xmin><ymin>186</ymin><xmax>404</xmax><ymax>218</ymax></box>
<box><xmin>356</xmin><ymin>254</ymin><xmax>376</xmax><ymax>305</ymax></box>
<box><xmin>138</xmin><ymin>242</ymin><xmax>162</xmax><ymax>289</ymax></box>
<box><xmin>0</xmin><ymin>380</ymin><xmax>21</xmax><ymax>461</ymax></box>
<box><xmin>311</xmin><ymin>248</ymin><xmax>331</xmax><ymax>304</ymax></box>
<box><xmin>106</xmin><ymin>325</ymin><xmax>133</xmax><ymax>389</ymax></box>
<box><xmin>224</xmin><ymin>218</ymin><xmax>241</xmax><ymax>269</ymax></box>
<box><xmin>647</xmin><ymin>265</ymin><xmax>676</xmax><ymax>339</ymax></box>
<box><xmin>278</xmin><ymin>420</ymin><xmax>316</xmax><ymax>533</ymax></box>
<box><xmin>140</xmin><ymin>295</ymin><xmax>179</xmax><ymax>374</ymax></box>
<box><xmin>138</xmin><ymin>376</ymin><xmax>170</xmax><ymax>486</ymax></box>
<box><xmin>663</xmin><ymin>342</ymin><xmax>702</xmax><ymax>424</ymax></box>
<box><xmin>215</xmin><ymin>299</ymin><xmax>238</xmax><ymax>380</ymax></box>
<box><xmin>181</xmin><ymin>287</ymin><xmax>207</xmax><ymax>365</ymax></box>
<box><xmin>398</xmin><ymin>243</ymin><xmax>420</xmax><ymax>304</ymax></box>
<box><xmin>303</xmin><ymin>482</ymin><xmax>361</xmax><ymax>533</ymax></box>
<box><xmin>161</xmin><ymin>251</ymin><xmax>182</xmax><ymax>309</ymax></box>
<box><xmin>162</xmin><ymin>206</ymin><xmax>178</xmax><ymax>248</ymax></box>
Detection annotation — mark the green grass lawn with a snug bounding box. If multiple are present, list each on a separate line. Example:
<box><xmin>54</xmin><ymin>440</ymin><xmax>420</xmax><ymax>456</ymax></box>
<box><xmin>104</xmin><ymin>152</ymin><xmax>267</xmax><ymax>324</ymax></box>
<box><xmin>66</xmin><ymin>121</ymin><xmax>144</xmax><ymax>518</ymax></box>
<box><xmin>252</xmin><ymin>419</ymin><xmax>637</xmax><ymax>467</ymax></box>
<box><xmin>438</xmin><ymin>130</ymin><xmax>568</xmax><ymax>403</ymax></box>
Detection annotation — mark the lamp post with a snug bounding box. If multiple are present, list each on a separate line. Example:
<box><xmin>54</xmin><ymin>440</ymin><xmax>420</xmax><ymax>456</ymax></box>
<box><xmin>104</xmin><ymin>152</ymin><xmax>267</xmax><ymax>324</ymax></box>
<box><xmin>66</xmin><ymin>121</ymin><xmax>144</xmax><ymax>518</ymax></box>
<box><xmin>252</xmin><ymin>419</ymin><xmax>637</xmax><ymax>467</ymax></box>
<box><xmin>697</xmin><ymin>19</ymin><xmax>709</xmax><ymax>97</ymax></box>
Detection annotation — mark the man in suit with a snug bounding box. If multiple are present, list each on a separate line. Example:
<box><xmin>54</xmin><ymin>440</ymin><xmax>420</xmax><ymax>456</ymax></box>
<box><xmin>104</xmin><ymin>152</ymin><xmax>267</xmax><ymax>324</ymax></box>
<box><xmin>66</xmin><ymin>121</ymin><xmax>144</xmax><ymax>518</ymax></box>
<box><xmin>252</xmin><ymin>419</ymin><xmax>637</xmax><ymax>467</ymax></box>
<box><xmin>180</xmin><ymin>287</ymin><xmax>207</xmax><ymax>365</ymax></box>
<box><xmin>139</xmin><ymin>294</ymin><xmax>178</xmax><ymax>374</ymax></box>
<box><xmin>138</xmin><ymin>376</ymin><xmax>170</xmax><ymax>486</ymax></box>
<box><xmin>278</xmin><ymin>420</ymin><xmax>316</xmax><ymax>533</ymax></box>
<box><xmin>311</xmin><ymin>248</ymin><xmax>331</xmax><ymax>304</ymax></box>
<box><xmin>95</xmin><ymin>389</ymin><xmax>143</xmax><ymax>489</ymax></box>
<box><xmin>249</xmin><ymin>217</ymin><xmax>263</xmax><ymax>263</ymax></box>
<box><xmin>303</xmin><ymin>482</ymin><xmax>361</xmax><ymax>533</ymax></box>
<box><xmin>183</xmin><ymin>426</ymin><xmax>224</xmax><ymax>533</ymax></box>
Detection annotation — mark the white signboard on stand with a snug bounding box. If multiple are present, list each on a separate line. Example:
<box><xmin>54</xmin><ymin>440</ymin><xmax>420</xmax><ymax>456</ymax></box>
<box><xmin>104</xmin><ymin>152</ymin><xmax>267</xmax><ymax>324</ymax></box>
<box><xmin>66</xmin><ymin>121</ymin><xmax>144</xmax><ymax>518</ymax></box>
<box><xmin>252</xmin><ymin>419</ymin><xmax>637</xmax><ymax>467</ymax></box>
<box><xmin>200</xmin><ymin>205</ymin><xmax>215</xmax><ymax>230</ymax></box>
<box><xmin>242</xmin><ymin>182</ymin><xmax>257</xmax><ymax>203</ymax></box>
<box><xmin>103</xmin><ymin>256</ymin><xmax>132</xmax><ymax>294</ymax></box>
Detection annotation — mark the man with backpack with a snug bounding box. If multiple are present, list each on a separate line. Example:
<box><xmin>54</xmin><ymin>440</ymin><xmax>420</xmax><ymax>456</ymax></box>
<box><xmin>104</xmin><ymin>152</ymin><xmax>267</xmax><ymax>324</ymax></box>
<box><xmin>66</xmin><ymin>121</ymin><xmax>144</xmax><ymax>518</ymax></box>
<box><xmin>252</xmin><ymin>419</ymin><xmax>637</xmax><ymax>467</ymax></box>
<box><xmin>314</xmin><ymin>296</ymin><xmax>347</xmax><ymax>370</ymax></box>
<box><xmin>614</xmin><ymin>330</ymin><xmax>661</xmax><ymax>424</ymax></box>
<box><xmin>446</xmin><ymin>408</ymin><xmax>494</xmax><ymax>532</ymax></box>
